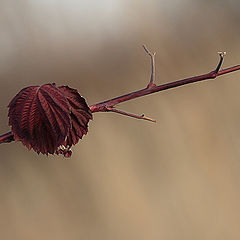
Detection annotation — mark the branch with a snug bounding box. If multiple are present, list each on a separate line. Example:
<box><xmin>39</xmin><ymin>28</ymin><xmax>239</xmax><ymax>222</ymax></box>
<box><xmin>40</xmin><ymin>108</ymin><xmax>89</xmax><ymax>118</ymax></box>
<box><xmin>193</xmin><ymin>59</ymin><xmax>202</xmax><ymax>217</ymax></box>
<box><xmin>90</xmin><ymin>48</ymin><xmax>240</xmax><ymax>116</ymax></box>
<box><xmin>1</xmin><ymin>46</ymin><xmax>240</xmax><ymax>145</ymax></box>
<box><xmin>106</xmin><ymin>107</ymin><xmax>156</xmax><ymax>123</ymax></box>
<box><xmin>0</xmin><ymin>131</ymin><xmax>14</xmax><ymax>143</ymax></box>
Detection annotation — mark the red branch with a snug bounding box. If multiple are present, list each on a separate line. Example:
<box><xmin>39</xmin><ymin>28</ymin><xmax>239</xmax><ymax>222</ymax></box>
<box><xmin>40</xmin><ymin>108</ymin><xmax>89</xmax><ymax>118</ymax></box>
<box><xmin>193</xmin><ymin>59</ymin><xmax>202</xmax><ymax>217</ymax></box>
<box><xmin>0</xmin><ymin>131</ymin><xmax>14</xmax><ymax>143</ymax></box>
<box><xmin>90</xmin><ymin>49</ymin><xmax>240</xmax><ymax>118</ymax></box>
<box><xmin>90</xmin><ymin>64</ymin><xmax>240</xmax><ymax>112</ymax></box>
<box><xmin>1</xmin><ymin>47</ymin><xmax>240</xmax><ymax>145</ymax></box>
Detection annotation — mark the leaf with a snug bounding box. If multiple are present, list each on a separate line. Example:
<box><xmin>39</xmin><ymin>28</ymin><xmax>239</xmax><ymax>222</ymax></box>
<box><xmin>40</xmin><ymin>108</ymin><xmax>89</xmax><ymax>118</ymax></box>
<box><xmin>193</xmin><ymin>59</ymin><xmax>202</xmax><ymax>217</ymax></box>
<box><xmin>8</xmin><ymin>83</ymin><xmax>92</xmax><ymax>156</ymax></box>
<box><xmin>8</xmin><ymin>83</ymin><xmax>71</xmax><ymax>154</ymax></box>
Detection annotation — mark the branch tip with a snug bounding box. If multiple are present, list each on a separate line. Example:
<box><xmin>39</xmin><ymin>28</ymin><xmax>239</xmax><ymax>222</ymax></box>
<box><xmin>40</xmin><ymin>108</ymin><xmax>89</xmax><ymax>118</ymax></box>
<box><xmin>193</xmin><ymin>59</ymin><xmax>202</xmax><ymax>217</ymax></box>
<box><xmin>142</xmin><ymin>44</ymin><xmax>155</xmax><ymax>56</ymax></box>
<box><xmin>215</xmin><ymin>51</ymin><xmax>226</xmax><ymax>74</ymax></box>
<box><xmin>218</xmin><ymin>51</ymin><xmax>227</xmax><ymax>58</ymax></box>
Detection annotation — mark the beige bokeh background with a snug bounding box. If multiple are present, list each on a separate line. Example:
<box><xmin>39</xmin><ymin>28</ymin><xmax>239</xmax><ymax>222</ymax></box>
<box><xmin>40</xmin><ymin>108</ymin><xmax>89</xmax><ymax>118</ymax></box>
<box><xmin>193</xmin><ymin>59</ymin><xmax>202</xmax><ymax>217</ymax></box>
<box><xmin>0</xmin><ymin>0</ymin><xmax>240</xmax><ymax>239</ymax></box>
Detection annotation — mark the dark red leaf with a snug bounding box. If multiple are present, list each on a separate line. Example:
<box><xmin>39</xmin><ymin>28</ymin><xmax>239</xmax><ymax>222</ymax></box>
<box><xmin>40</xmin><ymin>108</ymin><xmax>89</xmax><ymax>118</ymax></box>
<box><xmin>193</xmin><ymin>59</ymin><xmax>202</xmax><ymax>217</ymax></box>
<box><xmin>8</xmin><ymin>83</ymin><xmax>92</xmax><ymax>157</ymax></box>
<box><xmin>8</xmin><ymin>83</ymin><xmax>71</xmax><ymax>154</ymax></box>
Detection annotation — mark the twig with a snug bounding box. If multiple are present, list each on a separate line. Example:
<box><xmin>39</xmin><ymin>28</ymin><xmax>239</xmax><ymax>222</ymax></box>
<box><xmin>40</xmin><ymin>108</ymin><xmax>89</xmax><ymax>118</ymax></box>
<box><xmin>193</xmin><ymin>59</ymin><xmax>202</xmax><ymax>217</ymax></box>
<box><xmin>215</xmin><ymin>51</ymin><xmax>226</xmax><ymax>73</ymax></box>
<box><xmin>106</xmin><ymin>107</ymin><xmax>156</xmax><ymax>123</ymax></box>
<box><xmin>90</xmin><ymin>47</ymin><xmax>240</xmax><ymax>115</ymax></box>
<box><xmin>142</xmin><ymin>45</ymin><xmax>156</xmax><ymax>88</ymax></box>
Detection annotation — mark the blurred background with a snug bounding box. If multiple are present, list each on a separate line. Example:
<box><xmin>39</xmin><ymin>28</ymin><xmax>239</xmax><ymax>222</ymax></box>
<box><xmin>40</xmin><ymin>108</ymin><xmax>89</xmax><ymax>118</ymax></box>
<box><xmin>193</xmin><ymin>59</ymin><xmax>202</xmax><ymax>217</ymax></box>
<box><xmin>0</xmin><ymin>0</ymin><xmax>240</xmax><ymax>239</ymax></box>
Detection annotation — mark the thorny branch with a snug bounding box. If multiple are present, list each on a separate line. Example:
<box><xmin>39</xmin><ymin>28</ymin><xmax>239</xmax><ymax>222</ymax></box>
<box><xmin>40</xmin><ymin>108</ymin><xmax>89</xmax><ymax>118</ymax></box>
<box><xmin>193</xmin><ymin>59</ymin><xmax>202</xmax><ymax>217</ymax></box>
<box><xmin>1</xmin><ymin>46</ymin><xmax>240</xmax><ymax>144</ymax></box>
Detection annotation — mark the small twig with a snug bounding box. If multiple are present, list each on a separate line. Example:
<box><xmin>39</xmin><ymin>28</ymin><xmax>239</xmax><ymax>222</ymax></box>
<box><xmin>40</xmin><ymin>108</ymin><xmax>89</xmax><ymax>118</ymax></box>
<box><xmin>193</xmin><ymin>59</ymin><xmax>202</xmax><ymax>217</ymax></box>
<box><xmin>215</xmin><ymin>51</ymin><xmax>226</xmax><ymax>73</ymax></box>
<box><xmin>106</xmin><ymin>107</ymin><xmax>156</xmax><ymax>123</ymax></box>
<box><xmin>142</xmin><ymin>45</ymin><xmax>156</xmax><ymax>88</ymax></box>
